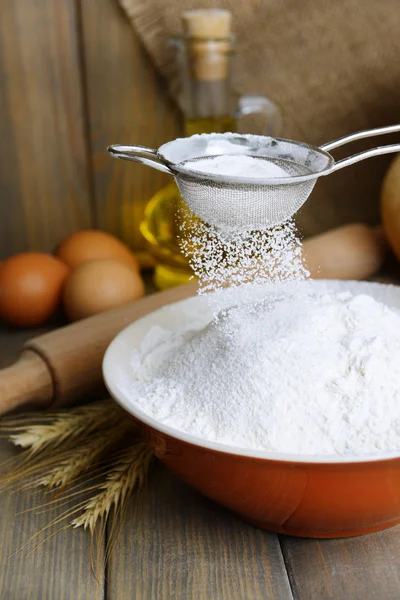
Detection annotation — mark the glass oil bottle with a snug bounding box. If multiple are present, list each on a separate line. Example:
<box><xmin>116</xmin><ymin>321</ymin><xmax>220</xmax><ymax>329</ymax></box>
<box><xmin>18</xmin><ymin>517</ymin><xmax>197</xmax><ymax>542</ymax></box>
<box><xmin>140</xmin><ymin>9</ymin><xmax>282</xmax><ymax>289</ymax></box>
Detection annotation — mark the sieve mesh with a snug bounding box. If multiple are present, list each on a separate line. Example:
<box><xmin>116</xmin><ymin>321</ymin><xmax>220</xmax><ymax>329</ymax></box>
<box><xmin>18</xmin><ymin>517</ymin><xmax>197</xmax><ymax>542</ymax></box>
<box><xmin>175</xmin><ymin>158</ymin><xmax>317</xmax><ymax>230</ymax></box>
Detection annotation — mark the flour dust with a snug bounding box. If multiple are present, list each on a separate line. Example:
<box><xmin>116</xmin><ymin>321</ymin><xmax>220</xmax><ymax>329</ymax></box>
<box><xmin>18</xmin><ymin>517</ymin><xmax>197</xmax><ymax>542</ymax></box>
<box><xmin>178</xmin><ymin>205</ymin><xmax>309</xmax><ymax>303</ymax></box>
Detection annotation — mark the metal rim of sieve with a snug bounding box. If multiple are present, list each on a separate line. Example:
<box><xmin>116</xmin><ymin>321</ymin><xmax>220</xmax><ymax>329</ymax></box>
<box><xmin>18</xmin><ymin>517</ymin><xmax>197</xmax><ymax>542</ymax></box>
<box><xmin>158</xmin><ymin>135</ymin><xmax>334</xmax><ymax>185</ymax></box>
<box><xmin>108</xmin><ymin>125</ymin><xmax>400</xmax><ymax>183</ymax></box>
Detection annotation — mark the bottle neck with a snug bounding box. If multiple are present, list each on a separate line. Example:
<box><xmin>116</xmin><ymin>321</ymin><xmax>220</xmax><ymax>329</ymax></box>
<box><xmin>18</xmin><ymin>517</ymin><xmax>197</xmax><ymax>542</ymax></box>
<box><xmin>174</xmin><ymin>35</ymin><xmax>236</xmax><ymax>124</ymax></box>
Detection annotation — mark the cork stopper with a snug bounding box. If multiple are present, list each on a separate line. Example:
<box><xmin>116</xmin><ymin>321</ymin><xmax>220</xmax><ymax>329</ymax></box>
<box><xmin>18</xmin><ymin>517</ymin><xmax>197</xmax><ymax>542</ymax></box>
<box><xmin>182</xmin><ymin>9</ymin><xmax>232</xmax><ymax>39</ymax></box>
<box><xmin>181</xmin><ymin>9</ymin><xmax>232</xmax><ymax>81</ymax></box>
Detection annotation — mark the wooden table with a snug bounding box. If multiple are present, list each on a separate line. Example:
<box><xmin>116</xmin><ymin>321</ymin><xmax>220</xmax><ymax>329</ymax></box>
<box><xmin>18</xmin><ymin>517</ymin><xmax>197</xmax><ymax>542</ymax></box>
<box><xmin>1</xmin><ymin>326</ymin><xmax>400</xmax><ymax>600</ymax></box>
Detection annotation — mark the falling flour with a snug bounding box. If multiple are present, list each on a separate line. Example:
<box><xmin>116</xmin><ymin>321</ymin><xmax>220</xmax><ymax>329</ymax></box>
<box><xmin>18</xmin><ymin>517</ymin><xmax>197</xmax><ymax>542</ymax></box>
<box><xmin>127</xmin><ymin>284</ymin><xmax>400</xmax><ymax>455</ymax></box>
<box><xmin>177</xmin><ymin>154</ymin><xmax>306</xmax><ymax>299</ymax></box>
<box><xmin>179</xmin><ymin>217</ymin><xmax>308</xmax><ymax>297</ymax></box>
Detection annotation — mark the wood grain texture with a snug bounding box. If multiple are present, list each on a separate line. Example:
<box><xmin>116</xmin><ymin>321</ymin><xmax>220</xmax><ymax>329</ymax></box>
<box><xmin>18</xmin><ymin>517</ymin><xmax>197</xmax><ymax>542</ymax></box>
<box><xmin>280</xmin><ymin>530</ymin><xmax>400</xmax><ymax>600</ymax></box>
<box><xmin>0</xmin><ymin>330</ymin><xmax>104</xmax><ymax>600</ymax></box>
<box><xmin>107</xmin><ymin>462</ymin><xmax>293</xmax><ymax>600</ymax></box>
<box><xmin>0</xmin><ymin>440</ymin><xmax>104</xmax><ymax>600</ymax></box>
<box><xmin>79</xmin><ymin>0</ymin><xmax>181</xmax><ymax>255</ymax></box>
<box><xmin>0</xmin><ymin>0</ymin><xmax>93</xmax><ymax>259</ymax></box>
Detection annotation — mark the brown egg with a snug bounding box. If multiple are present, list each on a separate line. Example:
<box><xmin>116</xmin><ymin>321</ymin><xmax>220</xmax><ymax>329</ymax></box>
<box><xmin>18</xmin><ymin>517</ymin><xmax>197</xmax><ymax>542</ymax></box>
<box><xmin>63</xmin><ymin>259</ymin><xmax>145</xmax><ymax>321</ymax></box>
<box><xmin>0</xmin><ymin>253</ymin><xmax>70</xmax><ymax>327</ymax></box>
<box><xmin>55</xmin><ymin>230</ymin><xmax>139</xmax><ymax>271</ymax></box>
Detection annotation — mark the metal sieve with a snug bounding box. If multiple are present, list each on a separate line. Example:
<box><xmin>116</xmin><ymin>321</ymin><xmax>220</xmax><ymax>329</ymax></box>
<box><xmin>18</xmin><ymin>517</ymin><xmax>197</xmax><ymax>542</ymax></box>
<box><xmin>108</xmin><ymin>124</ymin><xmax>400</xmax><ymax>230</ymax></box>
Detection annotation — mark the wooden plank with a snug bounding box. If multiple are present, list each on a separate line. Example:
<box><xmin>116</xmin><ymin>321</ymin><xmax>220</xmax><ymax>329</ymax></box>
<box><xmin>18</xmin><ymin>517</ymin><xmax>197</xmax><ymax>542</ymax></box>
<box><xmin>0</xmin><ymin>330</ymin><xmax>104</xmax><ymax>599</ymax></box>
<box><xmin>281</xmin><ymin>530</ymin><xmax>400</xmax><ymax>600</ymax></box>
<box><xmin>0</xmin><ymin>0</ymin><xmax>92</xmax><ymax>259</ymax></box>
<box><xmin>0</xmin><ymin>439</ymin><xmax>105</xmax><ymax>600</ymax></box>
<box><xmin>107</xmin><ymin>462</ymin><xmax>293</xmax><ymax>600</ymax></box>
<box><xmin>79</xmin><ymin>0</ymin><xmax>181</xmax><ymax>256</ymax></box>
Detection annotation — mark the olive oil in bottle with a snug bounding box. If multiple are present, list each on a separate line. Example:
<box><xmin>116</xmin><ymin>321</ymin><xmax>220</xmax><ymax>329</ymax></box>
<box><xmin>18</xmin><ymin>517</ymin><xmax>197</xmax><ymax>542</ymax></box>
<box><xmin>184</xmin><ymin>115</ymin><xmax>237</xmax><ymax>137</ymax></box>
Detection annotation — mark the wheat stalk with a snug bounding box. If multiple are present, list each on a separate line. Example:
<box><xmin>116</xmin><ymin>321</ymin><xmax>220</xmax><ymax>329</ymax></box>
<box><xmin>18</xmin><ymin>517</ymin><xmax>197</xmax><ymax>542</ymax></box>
<box><xmin>0</xmin><ymin>399</ymin><xmax>135</xmax><ymax>491</ymax></box>
<box><xmin>71</xmin><ymin>443</ymin><xmax>153</xmax><ymax>534</ymax></box>
<box><xmin>0</xmin><ymin>397</ymin><xmax>154</xmax><ymax>563</ymax></box>
<box><xmin>4</xmin><ymin>399</ymin><xmax>123</xmax><ymax>454</ymax></box>
<box><xmin>28</xmin><ymin>423</ymin><xmax>134</xmax><ymax>490</ymax></box>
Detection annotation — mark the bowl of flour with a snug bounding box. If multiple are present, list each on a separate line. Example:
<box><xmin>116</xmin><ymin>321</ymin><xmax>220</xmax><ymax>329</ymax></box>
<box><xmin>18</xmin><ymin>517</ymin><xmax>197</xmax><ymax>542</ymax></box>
<box><xmin>103</xmin><ymin>280</ymin><xmax>400</xmax><ymax>537</ymax></box>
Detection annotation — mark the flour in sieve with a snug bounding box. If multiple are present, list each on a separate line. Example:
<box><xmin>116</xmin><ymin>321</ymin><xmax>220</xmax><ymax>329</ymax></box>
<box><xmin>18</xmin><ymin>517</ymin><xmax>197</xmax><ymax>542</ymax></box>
<box><xmin>184</xmin><ymin>154</ymin><xmax>289</xmax><ymax>179</ymax></box>
<box><xmin>127</xmin><ymin>285</ymin><xmax>400</xmax><ymax>456</ymax></box>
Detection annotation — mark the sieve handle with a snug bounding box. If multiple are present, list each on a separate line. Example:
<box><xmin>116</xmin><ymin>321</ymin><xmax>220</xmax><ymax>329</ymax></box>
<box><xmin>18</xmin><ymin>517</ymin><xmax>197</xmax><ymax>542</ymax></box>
<box><xmin>107</xmin><ymin>145</ymin><xmax>173</xmax><ymax>175</ymax></box>
<box><xmin>320</xmin><ymin>124</ymin><xmax>400</xmax><ymax>173</ymax></box>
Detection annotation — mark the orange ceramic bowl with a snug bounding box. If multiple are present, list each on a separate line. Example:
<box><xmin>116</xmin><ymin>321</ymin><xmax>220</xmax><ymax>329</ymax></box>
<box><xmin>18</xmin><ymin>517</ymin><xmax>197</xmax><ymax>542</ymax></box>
<box><xmin>103</xmin><ymin>281</ymin><xmax>400</xmax><ymax>538</ymax></box>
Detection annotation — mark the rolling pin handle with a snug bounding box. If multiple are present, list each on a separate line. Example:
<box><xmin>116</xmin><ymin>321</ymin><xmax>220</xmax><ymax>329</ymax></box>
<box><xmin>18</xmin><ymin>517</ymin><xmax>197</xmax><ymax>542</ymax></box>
<box><xmin>0</xmin><ymin>350</ymin><xmax>54</xmax><ymax>416</ymax></box>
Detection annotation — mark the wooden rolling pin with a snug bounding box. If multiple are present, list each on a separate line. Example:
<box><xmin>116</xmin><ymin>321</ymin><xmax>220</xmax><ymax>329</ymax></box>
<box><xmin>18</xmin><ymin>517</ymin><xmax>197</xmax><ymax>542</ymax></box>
<box><xmin>304</xmin><ymin>223</ymin><xmax>386</xmax><ymax>280</ymax></box>
<box><xmin>0</xmin><ymin>223</ymin><xmax>385</xmax><ymax>416</ymax></box>
<box><xmin>0</xmin><ymin>282</ymin><xmax>198</xmax><ymax>416</ymax></box>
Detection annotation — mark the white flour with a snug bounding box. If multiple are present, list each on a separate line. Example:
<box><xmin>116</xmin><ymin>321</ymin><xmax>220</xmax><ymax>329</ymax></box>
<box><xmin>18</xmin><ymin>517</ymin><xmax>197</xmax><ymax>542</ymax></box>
<box><xmin>127</xmin><ymin>150</ymin><xmax>400</xmax><ymax>457</ymax></box>
<box><xmin>127</xmin><ymin>285</ymin><xmax>400</xmax><ymax>456</ymax></box>
<box><xmin>185</xmin><ymin>154</ymin><xmax>289</xmax><ymax>179</ymax></box>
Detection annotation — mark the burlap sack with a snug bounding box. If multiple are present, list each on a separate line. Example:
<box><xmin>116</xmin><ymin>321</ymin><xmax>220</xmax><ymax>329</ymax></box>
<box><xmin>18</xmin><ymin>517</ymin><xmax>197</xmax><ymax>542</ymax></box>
<box><xmin>117</xmin><ymin>0</ymin><xmax>400</xmax><ymax>235</ymax></box>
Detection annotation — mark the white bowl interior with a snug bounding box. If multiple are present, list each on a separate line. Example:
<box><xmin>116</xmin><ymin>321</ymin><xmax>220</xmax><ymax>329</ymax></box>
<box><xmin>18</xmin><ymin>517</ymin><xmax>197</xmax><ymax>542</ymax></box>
<box><xmin>103</xmin><ymin>280</ymin><xmax>400</xmax><ymax>465</ymax></box>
